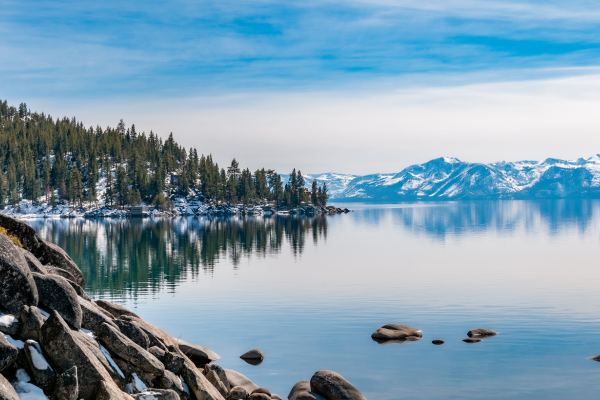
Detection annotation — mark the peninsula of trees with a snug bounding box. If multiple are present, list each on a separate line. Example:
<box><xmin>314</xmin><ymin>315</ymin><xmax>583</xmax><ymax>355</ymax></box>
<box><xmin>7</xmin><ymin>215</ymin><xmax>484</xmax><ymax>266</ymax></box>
<box><xmin>0</xmin><ymin>100</ymin><xmax>328</xmax><ymax>210</ymax></box>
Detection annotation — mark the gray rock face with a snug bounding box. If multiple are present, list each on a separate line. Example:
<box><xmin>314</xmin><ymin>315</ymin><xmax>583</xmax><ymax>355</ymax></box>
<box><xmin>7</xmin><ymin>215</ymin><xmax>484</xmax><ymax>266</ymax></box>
<box><xmin>96</xmin><ymin>380</ymin><xmax>135</xmax><ymax>400</ymax></box>
<box><xmin>0</xmin><ymin>233</ymin><xmax>39</xmax><ymax>315</ymax></box>
<box><xmin>163</xmin><ymin>349</ymin><xmax>185</xmax><ymax>375</ymax></box>
<box><xmin>45</xmin><ymin>265</ymin><xmax>77</xmax><ymax>283</ymax></box>
<box><xmin>20</xmin><ymin>249</ymin><xmax>46</xmax><ymax>274</ymax></box>
<box><xmin>227</xmin><ymin>386</ymin><xmax>248</xmax><ymax>400</ymax></box>
<box><xmin>467</xmin><ymin>328</ymin><xmax>497</xmax><ymax>337</ymax></box>
<box><xmin>24</xmin><ymin>340</ymin><xmax>56</xmax><ymax>394</ymax></box>
<box><xmin>205</xmin><ymin>364</ymin><xmax>230</xmax><ymax>391</ymax></box>
<box><xmin>371</xmin><ymin>324</ymin><xmax>422</xmax><ymax>342</ymax></box>
<box><xmin>17</xmin><ymin>305</ymin><xmax>46</xmax><ymax>342</ymax></box>
<box><xmin>206</xmin><ymin>369</ymin><xmax>229</xmax><ymax>397</ymax></box>
<box><xmin>72</xmin><ymin>329</ymin><xmax>127</xmax><ymax>386</ymax></box>
<box><xmin>310</xmin><ymin>370</ymin><xmax>366</xmax><ymax>400</ymax></box>
<box><xmin>40</xmin><ymin>311</ymin><xmax>115</xmax><ymax>400</ymax></box>
<box><xmin>67</xmin><ymin>280</ymin><xmax>91</xmax><ymax>301</ymax></box>
<box><xmin>154</xmin><ymin>369</ymin><xmax>185</xmax><ymax>394</ymax></box>
<box><xmin>288</xmin><ymin>381</ymin><xmax>326</xmax><ymax>400</ymax></box>
<box><xmin>177</xmin><ymin>339</ymin><xmax>220</xmax><ymax>365</ymax></box>
<box><xmin>95</xmin><ymin>300</ymin><xmax>140</xmax><ymax>319</ymax></box>
<box><xmin>32</xmin><ymin>272</ymin><xmax>82</xmax><ymax>329</ymax></box>
<box><xmin>225</xmin><ymin>369</ymin><xmax>259</xmax><ymax>394</ymax></box>
<box><xmin>0</xmin><ymin>333</ymin><xmax>18</xmax><ymax>372</ymax></box>
<box><xmin>79</xmin><ymin>297</ymin><xmax>118</xmax><ymax>333</ymax></box>
<box><xmin>181</xmin><ymin>357</ymin><xmax>226</xmax><ymax>400</ymax></box>
<box><xmin>0</xmin><ymin>372</ymin><xmax>19</xmax><ymax>400</ymax></box>
<box><xmin>115</xmin><ymin>319</ymin><xmax>151</xmax><ymax>350</ymax></box>
<box><xmin>54</xmin><ymin>366</ymin><xmax>78</xmax><ymax>400</ymax></box>
<box><xmin>97</xmin><ymin>322</ymin><xmax>165</xmax><ymax>375</ymax></box>
<box><xmin>131</xmin><ymin>389</ymin><xmax>180</xmax><ymax>400</ymax></box>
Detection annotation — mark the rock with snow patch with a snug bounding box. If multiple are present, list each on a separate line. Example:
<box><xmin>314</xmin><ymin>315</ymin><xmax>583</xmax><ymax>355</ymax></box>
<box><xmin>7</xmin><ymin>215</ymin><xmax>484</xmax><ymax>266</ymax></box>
<box><xmin>95</xmin><ymin>300</ymin><xmax>140</xmax><ymax>319</ymax></box>
<box><xmin>288</xmin><ymin>381</ymin><xmax>326</xmax><ymax>400</ymax></box>
<box><xmin>71</xmin><ymin>328</ymin><xmax>127</xmax><ymax>386</ymax></box>
<box><xmin>153</xmin><ymin>369</ymin><xmax>189</xmax><ymax>399</ymax></box>
<box><xmin>97</xmin><ymin>322</ymin><xmax>165</xmax><ymax>375</ymax></box>
<box><xmin>0</xmin><ymin>372</ymin><xmax>19</xmax><ymax>400</ymax></box>
<box><xmin>17</xmin><ymin>306</ymin><xmax>46</xmax><ymax>342</ymax></box>
<box><xmin>32</xmin><ymin>272</ymin><xmax>82</xmax><ymax>329</ymax></box>
<box><xmin>177</xmin><ymin>339</ymin><xmax>220</xmax><ymax>365</ymax></box>
<box><xmin>0</xmin><ymin>313</ymin><xmax>20</xmax><ymax>336</ymax></box>
<box><xmin>132</xmin><ymin>388</ymin><xmax>180</xmax><ymax>400</ymax></box>
<box><xmin>54</xmin><ymin>366</ymin><xmax>78</xmax><ymax>400</ymax></box>
<box><xmin>24</xmin><ymin>340</ymin><xmax>56</xmax><ymax>394</ymax></box>
<box><xmin>0</xmin><ymin>233</ymin><xmax>39</xmax><ymax>315</ymax></box>
<box><xmin>310</xmin><ymin>370</ymin><xmax>366</xmax><ymax>400</ymax></box>
<box><xmin>39</xmin><ymin>311</ymin><xmax>115</xmax><ymax>399</ymax></box>
<box><xmin>0</xmin><ymin>333</ymin><xmax>18</xmax><ymax>371</ymax></box>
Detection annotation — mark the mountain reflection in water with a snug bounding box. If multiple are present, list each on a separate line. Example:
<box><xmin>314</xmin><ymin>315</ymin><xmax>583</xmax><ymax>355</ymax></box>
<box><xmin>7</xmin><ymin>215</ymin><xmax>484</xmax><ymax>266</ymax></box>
<box><xmin>27</xmin><ymin>215</ymin><xmax>329</xmax><ymax>297</ymax></box>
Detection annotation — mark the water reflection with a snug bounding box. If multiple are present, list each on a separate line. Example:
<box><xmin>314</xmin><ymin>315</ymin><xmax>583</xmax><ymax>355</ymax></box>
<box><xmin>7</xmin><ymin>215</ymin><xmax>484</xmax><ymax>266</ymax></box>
<box><xmin>27</xmin><ymin>215</ymin><xmax>329</xmax><ymax>297</ymax></box>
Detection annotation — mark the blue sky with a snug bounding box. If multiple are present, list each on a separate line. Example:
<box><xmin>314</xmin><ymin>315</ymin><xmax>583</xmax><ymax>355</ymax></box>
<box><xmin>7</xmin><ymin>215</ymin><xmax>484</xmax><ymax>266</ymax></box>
<box><xmin>2</xmin><ymin>0</ymin><xmax>600</xmax><ymax>173</ymax></box>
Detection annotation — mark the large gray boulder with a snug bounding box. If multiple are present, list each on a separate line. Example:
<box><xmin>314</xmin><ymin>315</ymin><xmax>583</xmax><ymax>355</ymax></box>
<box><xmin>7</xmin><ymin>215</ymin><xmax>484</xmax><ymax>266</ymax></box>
<box><xmin>0</xmin><ymin>333</ymin><xmax>18</xmax><ymax>372</ymax></box>
<box><xmin>71</xmin><ymin>328</ymin><xmax>127</xmax><ymax>386</ymax></box>
<box><xmin>180</xmin><ymin>357</ymin><xmax>226</xmax><ymax>400</ymax></box>
<box><xmin>20</xmin><ymin>249</ymin><xmax>46</xmax><ymax>274</ymax></box>
<box><xmin>95</xmin><ymin>300</ymin><xmax>140</xmax><ymax>319</ymax></box>
<box><xmin>97</xmin><ymin>322</ymin><xmax>165</xmax><ymax>375</ymax></box>
<box><xmin>32</xmin><ymin>272</ymin><xmax>82</xmax><ymax>329</ymax></box>
<box><xmin>24</xmin><ymin>340</ymin><xmax>56</xmax><ymax>394</ymax></box>
<box><xmin>0</xmin><ymin>214</ymin><xmax>84</xmax><ymax>287</ymax></box>
<box><xmin>288</xmin><ymin>381</ymin><xmax>326</xmax><ymax>400</ymax></box>
<box><xmin>371</xmin><ymin>324</ymin><xmax>422</xmax><ymax>342</ymax></box>
<box><xmin>54</xmin><ymin>366</ymin><xmax>78</xmax><ymax>400</ymax></box>
<box><xmin>0</xmin><ymin>233</ymin><xmax>38</xmax><ymax>314</ymax></box>
<box><xmin>0</xmin><ymin>372</ymin><xmax>19</xmax><ymax>400</ymax></box>
<box><xmin>17</xmin><ymin>305</ymin><xmax>46</xmax><ymax>342</ymax></box>
<box><xmin>310</xmin><ymin>371</ymin><xmax>366</xmax><ymax>400</ymax></box>
<box><xmin>178</xmin><ymin>339</ymin><xmax>220</xmax><ymax>364</ymax></box>
<box><xmin>227</xmin><ymin>386</ymin><xmax>248</xmax><ymax>400</ymax></box>
<box><xmin>119</xmin><ymin>316</ymin><xmax>172</xmax><ymax>351</ymax></box>
<box><xmin>206</xmin><ymin>369</ymin><xmax>229</xmax><ymax>397</ymax></box>
<box><xmin>205</xmin><ymin>364</ymin><xmax>230</xmax><ymax>391</ymax></box>
<box><xmin>78</xmin><ymin>297</ymin><xmax>118</xmax><ymax>333</ymax></box>
<box><xmin>39</xmin><ymin>311</ymin><xmax>115</xmax><ymax>399</ymax></box>
<box><xmin>154</xmin><ymin>369</ymin><xmax>187</xmax><ymax>398</ymax></box>
<box><xmin>224</xmin><ymin>369</ymin><xmax>259</xmax><ymax>394</ymax></box>
<box><xmin>115</xmin><ymin>319</ymin><xmax>151</xmax><ymax>350</ymax></box>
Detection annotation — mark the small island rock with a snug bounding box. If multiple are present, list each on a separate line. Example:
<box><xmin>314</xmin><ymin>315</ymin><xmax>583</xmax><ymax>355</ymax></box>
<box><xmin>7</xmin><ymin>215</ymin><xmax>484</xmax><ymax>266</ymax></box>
<box><xmin>432</xmin><ymin>339</ymin><xmax>444</xmax><ymax>345</ymax></box>
<box><xmin>467</xmin><ymin>328</ymin><xmax>497</xmax><ymax>338</ymax></box>
<box><xmin>310</xmin><ymin>370</ymin><xmax>366</xmax><ymax>400</ymax></box>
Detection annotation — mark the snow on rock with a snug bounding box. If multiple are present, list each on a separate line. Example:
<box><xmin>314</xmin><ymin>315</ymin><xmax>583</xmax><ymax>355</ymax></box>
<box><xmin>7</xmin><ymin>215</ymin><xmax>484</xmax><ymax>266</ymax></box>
<box><xmin>0</xmin><ymin>313</ymin><xmax>17</xmax><ymax>328</ymax></box>
<box><xmin>100</xmin><ymin>344</ymin><xmax>125</xmax><ymax>378</ymax></box>
<box><xmin>12</xmin><ymin>369</ymin><xmax>49</xmax><ymax>400</ymax></box>
<box><xmin>2</xmin><ymin>332</ymin><xmax>24</xmax><ymax>349</ymax></box>
<box><xmin>25</xmin><ymin>341</ymin><xmax>50</xmax><ymax>370</ymax></box>
<box><xmin>125</xmin><ymin>373</ymin><xmax>148</xmax><ymax>394</ymax></box>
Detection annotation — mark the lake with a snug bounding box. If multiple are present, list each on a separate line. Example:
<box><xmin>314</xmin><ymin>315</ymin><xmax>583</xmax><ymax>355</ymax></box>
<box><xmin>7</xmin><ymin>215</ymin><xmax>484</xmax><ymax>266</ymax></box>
<box><xmin>27</xmin><ymin>200</ymin><xmax>600</xmax><ymax>399</ymax></box>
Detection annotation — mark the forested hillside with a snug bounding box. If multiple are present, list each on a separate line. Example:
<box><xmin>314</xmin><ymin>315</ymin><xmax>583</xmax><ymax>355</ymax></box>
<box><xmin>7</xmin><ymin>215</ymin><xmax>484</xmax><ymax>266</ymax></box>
<box><xmin>0</xmin><ymin>100</ymin><xmax>328</xmax><ymax>210</ymax></box>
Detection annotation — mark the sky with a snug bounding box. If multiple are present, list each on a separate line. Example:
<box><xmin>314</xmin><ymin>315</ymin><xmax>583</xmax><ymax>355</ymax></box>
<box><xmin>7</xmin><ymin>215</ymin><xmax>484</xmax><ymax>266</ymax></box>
<box><xmin>2</xmin><ymin>0</ymin><xmax>600</xmax><ymax>174</ymax></box>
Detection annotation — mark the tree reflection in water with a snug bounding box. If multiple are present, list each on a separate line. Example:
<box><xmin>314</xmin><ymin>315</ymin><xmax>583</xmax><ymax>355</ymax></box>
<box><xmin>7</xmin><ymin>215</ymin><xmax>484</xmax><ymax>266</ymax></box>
<box><xmin>27</xmin><ymin>215</ymin><xmax>328</xmax><ymax>298</ymax></box>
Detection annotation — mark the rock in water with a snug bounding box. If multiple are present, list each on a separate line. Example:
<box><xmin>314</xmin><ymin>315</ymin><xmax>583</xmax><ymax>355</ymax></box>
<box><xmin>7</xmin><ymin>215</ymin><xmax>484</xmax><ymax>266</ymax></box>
<box><xmin>0</xmin><ymin>233</ymin><xmax>39</xmax><ymax>315</ymax></box>
<box><xmin>462</xmin><ymin>338</ymin><xmax>482</xmax><ymax>343</ymax></box>
<box><xmin>97</xmin><ymin>322</ymin><xmax>165</xmax><ymax>375</ymax></box>
<box><xmin>310</xmin><ymin>370</ymin><xmax>366</xmax><ymax>400</ymax></box>
<box><xmin>288</xmin><ymin>381</ymin><xmax>326</xmax><ymax>400</ymax></box>
<box><xmin>0</xmin><ymin>372</ymin><xmax>19</xmax><ymax>400</ymax></box>
<box><xmin>224</xmin><ymin>369</ymin><xmax>259</xmax><ymax>394</ymax></box>
<box><xmin>24</xmin><ymin>340</ymin><xmax>56</xmax><ymax>393</ymax></box>
<box><xmin>432</xmin><ymin>340</ymin><xmax>445</xmax><ymax>345</ymax></box>
<box><xmin>0</xmin><ymin>333</ymin><xmax>18</xmax><ymax>372</ymax></box>
<box><xmin>371</xmin><ymin>324</ymin><xmax>422</xmax><ymax>343</ymax></box>
<box><xmin>177</xmin><ymin>338</ymin><xmax>220</xmax><ymax>364</ymax></box>
<box><xmin>32</xmin><ymin>272</ymin><xmax>82</xmax><ymax>329</ymax></box>
<box><xmin>240</xmin><ymin>349</ymin><xmax>264</xmax><ymax>361</ymax></box>
<box><xmin>467</xmin><ymin>328</ymin><xmax>497</xmax><ymax>338</ymax></box>
<box><xmin>54</xmin><ymin>366</ymin><xmax>78</xmax><ymax>400</ymax></box>
<box><xmin>40</xmin><ymin>311</ymin><xmax>115</xmax><ymax>400</ymax></box>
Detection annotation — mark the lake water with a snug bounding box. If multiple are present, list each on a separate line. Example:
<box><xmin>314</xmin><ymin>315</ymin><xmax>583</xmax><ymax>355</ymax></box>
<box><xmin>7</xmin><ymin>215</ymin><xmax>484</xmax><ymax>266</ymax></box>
<box><xmin>27</xmin><ymin>200</ymin><xmax>600</xmax><ymax>399</ymax></box>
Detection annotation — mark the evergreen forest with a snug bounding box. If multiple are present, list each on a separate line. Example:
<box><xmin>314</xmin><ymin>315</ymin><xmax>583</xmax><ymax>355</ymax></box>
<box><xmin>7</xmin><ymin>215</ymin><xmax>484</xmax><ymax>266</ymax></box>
<box><xmin>0</xmin><ymin>100</ymin><xmax>328</xmax><ymax>209</ymax></box>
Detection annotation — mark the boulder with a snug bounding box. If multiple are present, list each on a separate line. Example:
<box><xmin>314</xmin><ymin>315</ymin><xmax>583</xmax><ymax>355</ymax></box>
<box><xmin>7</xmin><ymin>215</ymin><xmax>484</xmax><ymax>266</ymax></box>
<box><xmin>177</xmin><ymin>339</ymin><xmax>220</xmax><ymax>365</ymax></box>
<box><xmin>205</xmin><ymin>364</ymin><xmax>230</xmax><ymax>391</ymax></box>
<box><xmin>462</xmin><ymin>338</ymin><xmax>482</xmax><ymax>343</ymax></box>
<box><xmin>154</xmin><ymin>369</ymin><xmax>186</xmax><ymax>395</ymax></box>
<box><xmin>79</xmin><ymin>297</ymin><xmax>119</xmax><ymax>333</ymax></box>
<box><xmin>54</xmin><ymin>366</ymin><xmax>78</xmax><ymax>400</ymax></box>
<box><xmin>206</xmin><ymin>369</ymin><xmax>229</xmax><ymax>397</ymax></box>
<box><xmin>24</xmin><ymin>340</ymin><xmax>56</xmax><ymax>394</ymax></box>
<box><xmin>0</xmin><ymin>333</ymin><xmax>18</xmax><ymax>372</ymax></box>
<box><xmin>240</xmin><ymin>349</ymin><xmax>264</xmax><ymax>362</ymax></box>
<box><xmin>16</xmin><ymin>305</ymin><xmax>46</xmax><ymax>342</ymax></box>
<box><xmin>95</xmin><ymin>300</ymin><xmax>140</xmax><ymax>319</ymax></box>
<box><xmin>224</xmin><ymin>369</ymin><xmax>258</xmax><ymax>394</ymax></box>
<box><xmin>32</xmin><ymin>272</ymin><xmax>82</xmax><ymax>329</ymax></box>
<box><xmin>251</xmin><ymin>388</ymin><xmax>271</xmax><ymax>396</ymax></box>
<box><xmin>227</xmin><ymin>386</ymin><xmax>248</xmax><ymax>400</ymax></box>
<box><xmin>288</xmin><ymin>381</ymin><xmax>326</xmax><ymax>400</ymax></box>
<box><xmin>0</xmin><ymin>372</ymin><xmax>19</xmax><ymax>400</ymax></box>
<box><xmin>248</xmin><ymin>393</ymin><xmax>270</xmax><ymax>400</ymax></box>
<box><xmin>0</xmin><ymin>313</ymin><xmax>20</xmax><ymax>336</ymax></box>
<box><xmin>96</xmin><ymin>380</ymin><xmax>135</xmax><ymax>400</ymax></box>
<box><xmin>39</xmin><ymin>311</ymin><xmax>115</xmax><ymax>399</ymax></box>
<box><xmin>115</xmin><ymin>319</ymin><xmax>151</xmax><ymax>350</ymax></box>
<box><xmin>432</xmin><ymin>340</ymin><xmax>445</xmax><ymax>345</ymax></box>
<box><xmin>149</xmin><ymin>346</ymin><xmax>166</xmax><ymax>360</ymax></box>
<box><xmin>20</xmin><ymin>249</ymin><xmax>46</xmax><ymax>274</ymax></box>
<box><xmin>310</xmin><ymin>370</ymin><xmax>366</xmax><ymax>400</ymax></box>
<box><xmin>97</xmin><ymin>322</ymin><xmax>165</xmax><ymax>375</ymax></box>
<box><xmin>45</xmin><ymin>265</ymin><xmax>77</xmax><ymax>283</ymax></box>
<box><xmin>371</xmin><ymin>324</ymin><xmax>422</xmax><ymax>343</ymax></box>
<box><xmin>162</xmin><ymin>349</ymin><xmax>185</xmax><ymax>375</ymax></box>
<box><xmin>67</xmin><ymin>279</ymin><xmax>91</xmax><ymax>301</ymax></box>
<box><xmin>120</xmin><ymin>316</ymin><xmax>177</xmax><ymax>350</ymax></box>
<box><xmin>132</xmin><ymin>389</ymin><xmax>180</xmax><ymax>399</ymax></box>
<box><xmin>34</xmin><ymin>241</ymin><xmax>85</xmax><ymax>288</ymax></box>
<box><xmin>0</xmin><ymin>233</ymin><xmax>39</xmax><ymax>315</ymax></box>
<box><xmin>72</xmin><ymin>328</ymin><xmax>127</xmax><ymax>386</ymax></box>
<box><xmin>467</xmin><ymin>328</ymin><xmax>497</xmax><ymax>338</ymax></box>
<box><xmin>180</xmin><ymin>357</ymin><xmax>226</xmax><ymax>400</ymax></box>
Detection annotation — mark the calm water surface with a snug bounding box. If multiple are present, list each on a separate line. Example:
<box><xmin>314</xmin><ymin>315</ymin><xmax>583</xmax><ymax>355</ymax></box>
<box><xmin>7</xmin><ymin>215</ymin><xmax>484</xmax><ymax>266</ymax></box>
<box><xmin>27</xmin><ymin>200</ymin><xmax>600</xmax><ymax>399</ymax></box>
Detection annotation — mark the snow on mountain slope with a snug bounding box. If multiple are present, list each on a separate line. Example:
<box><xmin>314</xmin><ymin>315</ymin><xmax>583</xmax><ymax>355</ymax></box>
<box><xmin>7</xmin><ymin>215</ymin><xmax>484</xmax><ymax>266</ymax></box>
<box><xmin>280</xmin><ymin>172</ymin><xmax>358</xmax><ymax>197</ymax></box>
<box><xmin>332</xmin><ymin>155</ymin><xmax>600</xmax><ymax>201</ymax></box>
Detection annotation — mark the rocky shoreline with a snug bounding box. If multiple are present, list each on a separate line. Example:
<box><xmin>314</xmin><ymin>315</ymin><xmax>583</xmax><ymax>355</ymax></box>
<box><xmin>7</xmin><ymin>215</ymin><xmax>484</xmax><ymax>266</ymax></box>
<box><xmin>0</xmin><ymin>213</ymin><xmax>363</xmax><ymax>400</ymax></box>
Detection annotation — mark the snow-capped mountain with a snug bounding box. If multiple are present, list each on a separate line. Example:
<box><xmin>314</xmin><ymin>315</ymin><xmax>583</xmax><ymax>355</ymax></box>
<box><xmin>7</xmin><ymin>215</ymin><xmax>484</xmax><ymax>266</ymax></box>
<box><xmin>330</xmin><ymin>155</ymin><xmax>600</xmax><ymax>201</ymax></box>
<box><xmin>280</xmin><ymin>172</ymin><xmax>358</xmax><ymax>198</ymax></box>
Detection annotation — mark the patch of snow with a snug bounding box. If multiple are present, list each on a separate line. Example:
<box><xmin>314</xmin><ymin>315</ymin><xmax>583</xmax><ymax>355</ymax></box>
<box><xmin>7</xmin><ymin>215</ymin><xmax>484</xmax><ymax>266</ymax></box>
<box><xmin>181</xmin><ymin>380</ymin><xmax>190</xmax><ymax>394</ymax></box>
<box><xmin>126</xmin><ymin>373</ymin><xmax>148</xmax><ymax>393</ymax></box>
<box><xmin>37</xmin><ymin>309</ymin><xmax>50</xmax><ymax>318</ymax></box>
<box><xmin>3</xmin><ymin>333</ymin><xmax>24</xmax><ymax>349</ymax></box>
<box><xmin>0</xmin><ymin>314</ymin><xmax>17</xmax><ymax>327</ymax></box>
<box><xmin>81</xmin><ymin>329</ymin><xmax>97</xmax><ymax>339</ymax></box>
<box><xmin>26</xmin><ymin>341</ymin><xmax>50</xmax><ymax>370</ymax></box>
<box><xmin>99</xmin><ymin>345</ymin><xmax>125</xmax><ymax>378</ymax></box>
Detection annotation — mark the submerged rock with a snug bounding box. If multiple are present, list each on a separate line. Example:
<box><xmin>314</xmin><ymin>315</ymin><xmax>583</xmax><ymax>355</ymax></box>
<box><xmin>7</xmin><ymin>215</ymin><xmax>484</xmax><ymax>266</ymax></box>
<box><xmin>310</xmin><ymin>370</ymin><xmax>366</xmax><ymax>400</ymax></box>
<box><xmin>462</xmin><ymin>338</ymin><xmax>482</xmax><ymax>343</ymax></box>
<box><xmin>432</xmin><ymin>340</ymin><xmax>445</xmax><ymax>345</ymax></box>
<box><xmin>467</xmin><ymin>328</ymin><xmax>497</xmax><ymax>338</ymax></box>
<box><xmin>371</xmin><ymin>324</ymin><xmax>422</xmax><ymax>343</ymax></box>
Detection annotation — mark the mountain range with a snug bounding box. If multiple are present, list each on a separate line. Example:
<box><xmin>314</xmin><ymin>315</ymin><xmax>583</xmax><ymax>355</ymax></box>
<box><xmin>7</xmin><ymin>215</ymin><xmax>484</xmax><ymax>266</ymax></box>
<box><xmin>300</xmin><ymin>155</ymin><xmax>600</xmax><ymax>201</ymax></box>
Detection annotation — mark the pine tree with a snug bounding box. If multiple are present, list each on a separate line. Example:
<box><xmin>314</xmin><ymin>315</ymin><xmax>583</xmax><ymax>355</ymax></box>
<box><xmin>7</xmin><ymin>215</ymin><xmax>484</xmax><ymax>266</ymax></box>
<box><xmin>311</xmin><ymin>180</ymin><xmax>318</xmax><ymax>204</ymax></box>
<box><xmin>115</xmin><ymin>165</ymin><xmax>130</xmax><ymax>209</ymax></box>
<box><xmin>0</xmin><ymin>172</ymin><xmax>7</xmax><ymax>209</ymax></box>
